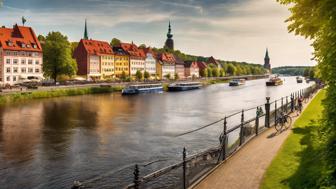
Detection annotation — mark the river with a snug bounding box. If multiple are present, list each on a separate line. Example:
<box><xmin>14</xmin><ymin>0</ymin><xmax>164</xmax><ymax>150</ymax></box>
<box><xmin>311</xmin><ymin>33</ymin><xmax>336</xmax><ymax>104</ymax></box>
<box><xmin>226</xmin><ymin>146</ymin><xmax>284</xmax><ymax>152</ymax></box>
<box><xmin>0</xmin><ymin>76</ymin><xmax>313</xmax><ymax>189</ymax></box>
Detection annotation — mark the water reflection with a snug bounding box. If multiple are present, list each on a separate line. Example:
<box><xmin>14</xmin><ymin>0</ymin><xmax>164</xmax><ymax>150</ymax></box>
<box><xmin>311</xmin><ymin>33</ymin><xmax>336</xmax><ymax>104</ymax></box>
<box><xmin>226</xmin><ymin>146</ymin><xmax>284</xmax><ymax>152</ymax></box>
<box><xmin>0</xmin><ymin>77</ymin><xmax>313</xmax><ymax>188</ymax></box>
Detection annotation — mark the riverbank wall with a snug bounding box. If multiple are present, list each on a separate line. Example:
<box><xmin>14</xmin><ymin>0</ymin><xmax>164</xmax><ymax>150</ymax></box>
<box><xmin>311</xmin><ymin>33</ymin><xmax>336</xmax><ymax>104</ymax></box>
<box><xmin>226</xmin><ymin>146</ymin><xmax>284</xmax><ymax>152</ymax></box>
<box><xmin>0</xmin><ymin>74</ymin><xmax>267</xmax><ymax>105</ymax></box>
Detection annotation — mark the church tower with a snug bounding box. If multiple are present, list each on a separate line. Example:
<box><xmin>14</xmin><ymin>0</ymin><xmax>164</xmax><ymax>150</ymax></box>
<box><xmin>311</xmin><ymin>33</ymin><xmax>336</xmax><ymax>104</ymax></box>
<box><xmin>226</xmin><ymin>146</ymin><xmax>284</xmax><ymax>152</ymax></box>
<box><xmin>164</xmin><ymin>21</ymin><xmax>174</xmax><ymax>50</ymax></box>
<box><xmin>84</xmin><ymin>19</ymin><xmax>89</xmax><ymax>40</ymax></box>
<box><xmin>264</xmin><ymin>48</ymin><xmax>271</xmax><ymax>72</ymax></box>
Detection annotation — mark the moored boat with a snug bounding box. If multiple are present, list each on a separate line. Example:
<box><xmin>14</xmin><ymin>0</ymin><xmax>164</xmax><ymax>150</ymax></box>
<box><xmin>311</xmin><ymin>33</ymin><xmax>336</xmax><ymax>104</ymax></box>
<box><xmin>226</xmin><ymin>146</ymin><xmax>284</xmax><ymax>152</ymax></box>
<box><xmin>229</xmin><ymin>79</ymin><xmax>246</xmax><ymax>86</ymax></box>
<box><xmin>168</xmin><ymin>82</ymin><xmax>202</xmax><ymax>92</ymax></box>
<box><xmin>122</xmin><ymin>83</ymin><xmax>163</xmax><ymax>95</ymax></box>
<box><xmin>296</xmin><ymin>76</ymin><xmax>303</xmax><ymax>83</ymax></box>
<box><xmin>266</xmin><ymin>76</ymin><xmax>283</xmax><ymax>86</ymax></box>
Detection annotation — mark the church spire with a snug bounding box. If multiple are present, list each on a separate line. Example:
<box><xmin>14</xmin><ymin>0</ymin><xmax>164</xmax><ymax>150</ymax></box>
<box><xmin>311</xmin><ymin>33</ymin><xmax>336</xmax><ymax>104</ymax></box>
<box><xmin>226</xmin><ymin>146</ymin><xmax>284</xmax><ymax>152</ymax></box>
<box><xmin>264</xmin><ymin>48</ymin><xmax>271</xmax><ymax>72</ymax></box>
<box><xmin>265</xmin><ymin>48</ymin><xmax>269</xmax><ymax>59</ymax></box>
<box><xmin>167</xmin><ymin>20</ymin><xmax>173</xmax><ymax>39</ymax></box>
<box><xmin>84</xmin><ymin>19</ymin><xmax>88</xmax><ymax>40</ymax></box>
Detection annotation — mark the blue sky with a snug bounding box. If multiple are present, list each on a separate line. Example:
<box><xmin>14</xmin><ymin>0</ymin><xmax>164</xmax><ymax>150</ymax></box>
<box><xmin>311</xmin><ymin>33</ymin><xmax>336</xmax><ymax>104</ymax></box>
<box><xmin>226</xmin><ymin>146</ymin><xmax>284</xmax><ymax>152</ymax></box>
<box><xmin>0</xmin><ymin>0</ymin><xmax>315</xmax><ymax>67</ymax></box>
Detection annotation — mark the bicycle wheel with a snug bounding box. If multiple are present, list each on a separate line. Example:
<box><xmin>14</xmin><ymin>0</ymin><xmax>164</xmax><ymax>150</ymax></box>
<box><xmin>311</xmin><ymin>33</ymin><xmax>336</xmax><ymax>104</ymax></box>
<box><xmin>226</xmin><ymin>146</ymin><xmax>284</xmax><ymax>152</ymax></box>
<box><xmin>284</xmin><ymin>115</ymin><xmax>293</xmax><ymax>129</ymax></box>
<box><xmin>274</xmin><ymin>119</ymin><xmax>283</xmax><ymax>132</ymax></box>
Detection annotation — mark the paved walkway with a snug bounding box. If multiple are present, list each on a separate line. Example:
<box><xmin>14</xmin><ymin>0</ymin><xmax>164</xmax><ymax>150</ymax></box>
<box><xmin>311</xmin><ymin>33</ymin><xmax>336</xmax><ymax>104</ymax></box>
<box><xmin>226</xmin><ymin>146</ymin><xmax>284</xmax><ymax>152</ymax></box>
<box><xmin>192</xmin><ymin>103</ymin><xmax>312</xmax><ymax>189</ymax></box>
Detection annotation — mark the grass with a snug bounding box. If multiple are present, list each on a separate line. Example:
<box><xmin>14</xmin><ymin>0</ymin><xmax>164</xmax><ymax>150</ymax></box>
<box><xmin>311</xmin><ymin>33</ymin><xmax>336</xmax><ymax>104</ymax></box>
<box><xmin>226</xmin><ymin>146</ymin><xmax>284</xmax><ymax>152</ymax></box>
<box><xmin>260</xmin><ymin>90</ymin><xmax>326</xmax><ymax>189</ymax></box>
<box><xmin>0</xmin><ymin>86</ymin><xmax>124</xmax><ymax>105</ymax></box>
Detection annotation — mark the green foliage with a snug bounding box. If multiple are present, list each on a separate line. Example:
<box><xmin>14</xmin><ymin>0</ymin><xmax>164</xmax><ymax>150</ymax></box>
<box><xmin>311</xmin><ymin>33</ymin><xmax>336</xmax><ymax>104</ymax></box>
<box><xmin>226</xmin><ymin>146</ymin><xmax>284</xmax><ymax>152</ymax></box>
<box><xmin>200</xmin><ymin>68</ymin><xmax>208</xmax><ymax>77</ymax></box>
<box><xmin>120</xmin><ymin>71</ymin><xmax>127</xmax><ymax>81</ymax></box>
<box><xmin>0</xmin><ymin>86</ymin><xmax>124</xmax><ymax>105</ymax></box>
<box><xmin>277</xmin><ymin>0</ymin><xmax>336</xmax><ymax>186</ymax></box>
<box><xmin>212</xmin><ymin>68</ymin><xmax>220</xmax><ymax>77</ymax></box>
<box><xmin>164</xmin><ymin>73</ymin><xmax>171</xmax><ymax>80</ymax></box>
<box><xmin>43</xmin><ymin>32</ymin><xmax>77</xmax><ymax>83</ymax></box>
<box><xmin>226</xmin><ymin>63</ymin><xmax>236</xmax><ymax>76</ymax></box>
<box><xmin>174</xmin><ymin>73</ymin><xmax>179</xmax><ymax>80</ymax></box>
<box><xmin>135</xmin><ymin>70</ymin><xmax>143</xmax><ymax>81</ymax></box>
<box><xmin>110</xmin><ymin>38</ymin><xmax>121</xmax><ymax>47</ymax></box>
<box><xmin>207</xmin><ymin>68</ymin><xmax>213</xmax><ymax>77</ymax></box>
<box><xmin>261</xmin><ymin>90</ymin><xmax>327</xmax><ymax>189</ymax></box>
<box><xmin>144</xmin><ymin>71</ymin><xmax>150</xmax><ymax>80</ymax></box>
<box><xmin>272</xmin><ymin>66</ymin><xmax>312</xmax><ymax>76</ymax></box>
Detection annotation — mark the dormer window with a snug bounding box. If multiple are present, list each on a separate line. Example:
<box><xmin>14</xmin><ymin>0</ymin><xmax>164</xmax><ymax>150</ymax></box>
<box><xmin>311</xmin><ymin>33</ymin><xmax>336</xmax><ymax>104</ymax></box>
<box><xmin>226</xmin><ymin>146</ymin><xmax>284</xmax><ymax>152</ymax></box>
<box><xmin>7</xmin><ymin>40</ymin><xmax>13</xmax><ymax>46</ymax></box>
<box><xmin>26</xmin><ymin>44</ymin><xmax>31</xmax><ymax>48</ymax></box>
<box><xmin>32</xmin><ymin>44</ymin><xmax>37</xmax><ymax>49</ymax></box>
<box><xmin>21</xmin><ymin>43</ymin><xmax>26</xmax><ymax>48</ymax></box>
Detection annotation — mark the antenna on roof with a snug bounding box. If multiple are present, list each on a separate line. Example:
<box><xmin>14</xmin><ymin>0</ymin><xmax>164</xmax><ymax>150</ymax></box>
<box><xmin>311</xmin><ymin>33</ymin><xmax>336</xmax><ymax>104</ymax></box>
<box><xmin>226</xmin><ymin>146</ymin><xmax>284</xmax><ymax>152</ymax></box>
<box><xmin>22</xmin><ymin>16</ymin><xmax>27</xmax><ymax>26</ymax></box>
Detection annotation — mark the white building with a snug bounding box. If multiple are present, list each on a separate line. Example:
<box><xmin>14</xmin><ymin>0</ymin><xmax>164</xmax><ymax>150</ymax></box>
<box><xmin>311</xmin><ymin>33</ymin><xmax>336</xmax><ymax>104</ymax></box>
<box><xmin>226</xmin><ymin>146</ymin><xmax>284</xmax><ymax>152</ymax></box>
<box><xmin>142</xmin><ymin>48</ymin><xmax>156</xmax><ymax>77</ymax></box>
<box><xmin>0</xmin><ymin>24</ymin><xmax>43</xmax><ymax>85</ymax></box>
<box><xmin>120</xmin><ymin>43</ymin><xmax>145</xmax><ymax>76</ymax></box>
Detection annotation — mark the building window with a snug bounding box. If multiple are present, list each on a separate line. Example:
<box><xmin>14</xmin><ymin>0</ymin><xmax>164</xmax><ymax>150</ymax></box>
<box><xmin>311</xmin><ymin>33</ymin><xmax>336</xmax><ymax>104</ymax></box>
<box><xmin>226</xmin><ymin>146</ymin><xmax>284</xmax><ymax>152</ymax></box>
<box><xmin>13</xmin><ymin>76</ymin><xmax>16</xmax><ymax>82</ymax></box>
<box><xmin>21</xmin><ymin>68</ymin><xmax>26</xmax><ymax>73</ymax></box>
<box><xmin>35</xmin><ymin>68</ymin><xmax>40</xmax><ymax>73</ymax></box>
<box><xmin>6</xmin><ymin>68</ymin><xmax>10</xmax><ymax>73</ymax></box>
<box><xmin>28</xmin><ymin>59</ymin><xmax>33</xmax><ymax>64</ymax></box>
<box><xmin>21</xmin><ymin>59</ymin><xmax>26</xmax><ymax>64</ymax></box>
<box><xmin>6</xmin><ymin>76</ymin><xmax>10</xmax><ymax>81</ymax></box>
<box><xmin>13</xmin><ymin>59</ymin><xmax>18</xmax><ymax>64</ymax></box>
<box><xmin>6</xmin><ymin>59</ymin><xmax>10</xmax><ymax>64</ymax></box>
<box><xmin>28</xmin><ymin>68</ymin><xmax>33</xmax><ymax>73</ymax></box>
<box><xmin>13</xmin><ymin>67</ymin><xmax>18</xmax><ymax>73</ymax></box>
<box><xmin>35</xmin><ymin>60</ymin><xmax>39</xmax><ymax>65</ymax></box>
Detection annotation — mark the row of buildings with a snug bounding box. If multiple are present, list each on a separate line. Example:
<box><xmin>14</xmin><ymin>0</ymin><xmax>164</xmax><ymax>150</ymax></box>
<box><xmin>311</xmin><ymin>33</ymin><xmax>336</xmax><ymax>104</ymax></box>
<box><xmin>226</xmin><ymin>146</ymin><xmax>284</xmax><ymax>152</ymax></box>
<box><xmin>73</xmin><ymin>21</ymin><xmax>223</xmax><ymax>80</ymax></box>
<box><xmin>0</xmin><ymin>21</ymin><xmax>271</xmax><ymax>85</ymax></box>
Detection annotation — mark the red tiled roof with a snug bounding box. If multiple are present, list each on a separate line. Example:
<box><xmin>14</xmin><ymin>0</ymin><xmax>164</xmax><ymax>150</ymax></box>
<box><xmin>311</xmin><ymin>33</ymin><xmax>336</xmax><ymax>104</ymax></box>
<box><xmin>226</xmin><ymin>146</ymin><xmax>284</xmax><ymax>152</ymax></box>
<box><xmin>81</xmin><ymin>39</ymin><xmax>113</xmax><ymax>55</ymax></box>
<box><xmin>160</xmin><ymin>52</ymin><xmax>176</xmax><ymax>64</ymax></box>
<box><xmin>120</xmin><ymin>42</ymin><xmax>145</xmax><ymax>58</ymax></box>
<box><xmin>0</xmin><ymin>24</ymin><xmax>42</xmax><ymax>52</ymax></box>
<box><xmin>196</xmin><ymin>61</ymin><xmax>207</xmax><ymax>69</ymax></box>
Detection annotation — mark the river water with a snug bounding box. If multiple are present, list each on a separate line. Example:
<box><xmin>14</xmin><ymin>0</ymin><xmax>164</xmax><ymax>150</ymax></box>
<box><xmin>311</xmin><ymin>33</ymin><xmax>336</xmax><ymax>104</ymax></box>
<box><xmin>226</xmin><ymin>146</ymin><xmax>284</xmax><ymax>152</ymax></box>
<box><xmin>0</xmin><ymin>77</ymin><xmax>313</xmax><ymax>189</ymax></box>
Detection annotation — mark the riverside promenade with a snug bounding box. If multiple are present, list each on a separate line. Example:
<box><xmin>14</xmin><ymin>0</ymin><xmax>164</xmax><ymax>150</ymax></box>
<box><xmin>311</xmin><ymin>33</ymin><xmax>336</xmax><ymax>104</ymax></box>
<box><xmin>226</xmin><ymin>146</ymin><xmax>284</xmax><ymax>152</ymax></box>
<box><xmin>192</xmin><ymin>92</ymin><xmax>317</xmax><ymax>189</ymax></box>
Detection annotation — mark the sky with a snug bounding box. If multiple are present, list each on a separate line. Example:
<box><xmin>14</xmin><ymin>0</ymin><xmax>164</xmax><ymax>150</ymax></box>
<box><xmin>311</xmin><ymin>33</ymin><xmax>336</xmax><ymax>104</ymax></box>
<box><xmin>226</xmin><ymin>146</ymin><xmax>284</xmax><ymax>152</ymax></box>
<box><xmin>0</xmin><ymin>0</ymin><xmax>315</xmax><ymax>67</ymax></box>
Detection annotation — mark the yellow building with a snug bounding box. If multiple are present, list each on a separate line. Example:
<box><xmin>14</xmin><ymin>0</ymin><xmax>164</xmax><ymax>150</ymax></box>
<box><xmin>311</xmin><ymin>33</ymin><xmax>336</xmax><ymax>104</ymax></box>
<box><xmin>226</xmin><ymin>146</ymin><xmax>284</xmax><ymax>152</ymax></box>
<box><xmin>113</xmin><ymin>47</ymin><xmax>130</xmax><ymax>78</ymax></box>
<box><xmin>100</xmin><ymin>54</ymin><xmax>114</xmax><ymax>79</ymax></box>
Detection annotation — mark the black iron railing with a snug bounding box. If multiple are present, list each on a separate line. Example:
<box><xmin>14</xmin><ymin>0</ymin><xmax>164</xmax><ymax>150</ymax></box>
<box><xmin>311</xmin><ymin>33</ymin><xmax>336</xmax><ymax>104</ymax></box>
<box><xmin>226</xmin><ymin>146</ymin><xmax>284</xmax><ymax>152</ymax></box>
<box><xmin>71</xmin><ymin>84</ymin><xmax>321</xmax><ymax>189</ymax></box>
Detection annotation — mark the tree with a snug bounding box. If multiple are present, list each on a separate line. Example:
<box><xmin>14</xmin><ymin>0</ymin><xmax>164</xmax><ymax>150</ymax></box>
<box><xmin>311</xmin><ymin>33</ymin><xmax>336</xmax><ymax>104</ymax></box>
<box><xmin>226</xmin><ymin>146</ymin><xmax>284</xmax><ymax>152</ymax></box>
<box><xmin>164</xmin><ymin>73</ymin><xmax>171</xmax><ymax>80</ymax></box>
<box><xmin>37</xmin><ymin>34</ymin><xmax>45</xmax><ymax>43</ymax></box>
<box><xmin>135</xmin><ymin>70</ymin><xmax>143</xmax><ymax>81</ymax></box>
<box><xmin>207</xmin><ymin>68</ymin><xmax>213</xmax><ymax>77</ymax></box>
<box><xmin>139</xmin><ymin>44</ymin><xmax>147</xmax><ymax>48</ymax></box>
<box><xmin>212</xmin><ymin>68</ymin><xmax>220</xmax><ymax>77</ymax></box>
<box><xmin>174</xmin><ymin>73</ymin><xmax>179</xmax><ymax>80</ymax></box>
<box><xmin>278</xmin><ymin>0</ymin><xmax>336</xmax><ymax>186</ymax></box>
<box><xmin>226</xmin><ymin>64</ymin><xmax>236</xmax><ymax>76</ymax></box>
<box><xmin>220</xmin><ymin>69</ymin><xmax>225</xmax><ymax>77</ymax></box>
<box><xmin>120</xmin><ymin>71</ymin><xmax>127</xmax><ymax>81</ymax></box>
<box><xmin>110</xmin><ymin>38</ymin><xmax>121</xmax><ymax>47</ymax></box>
<box><xmin>144</xmin><ymin>71</ymin><xmax>150</xmax><ymax>80</ymax></box>
<box><xmin>200</xmin><ymin>68</ymin><xmax>208</xmax><ymax>78</ymax></box>
<box><xmin>43</xmin><ymin>32</ymin><xmax>77</xmax><ymax>84</ymax></box>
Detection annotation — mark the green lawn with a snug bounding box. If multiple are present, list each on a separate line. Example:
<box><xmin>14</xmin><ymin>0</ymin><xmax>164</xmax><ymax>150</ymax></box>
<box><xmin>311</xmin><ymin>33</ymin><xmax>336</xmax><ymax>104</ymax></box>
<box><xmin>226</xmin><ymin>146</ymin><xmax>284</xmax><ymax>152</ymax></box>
<box><xmin>260</xmin><ymin>90</ymin><xmax>326</xmax><ymax>189</ymax></box>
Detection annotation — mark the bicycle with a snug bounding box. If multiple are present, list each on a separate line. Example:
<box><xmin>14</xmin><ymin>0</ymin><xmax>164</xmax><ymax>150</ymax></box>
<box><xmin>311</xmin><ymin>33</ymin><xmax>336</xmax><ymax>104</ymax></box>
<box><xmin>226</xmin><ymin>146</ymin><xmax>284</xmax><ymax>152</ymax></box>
<box><xmin>275</xmin><ymin>111</ymin><xmax>293</xmax><ymax>132</ymax></box>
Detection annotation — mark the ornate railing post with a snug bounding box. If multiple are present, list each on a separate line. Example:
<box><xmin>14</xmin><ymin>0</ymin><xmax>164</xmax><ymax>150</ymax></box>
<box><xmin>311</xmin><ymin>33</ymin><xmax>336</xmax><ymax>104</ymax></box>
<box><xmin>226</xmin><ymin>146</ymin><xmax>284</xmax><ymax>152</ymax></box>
<box><xmin>182</xmin><ymin>147</ymin><xmax>187</xmax><ymax>189</ymax></box>
<box><xmin>281</xmin><ymin>97</ymin><xmax>284</xmax><ymax>112</ymax></box>
<box><xmin>274</xmin><ymin>101</ymin><xmax>277</xmax><ymax>126</ymax></box>
<box><xmin>286</xmin><ymin>96</ymin><xmax>289</xmax><ymax>113</ymax></box>
<box><xmin>291</xmin><ymin>94</ymin><xmax>294</xmax><ymax>112</ymax></box>
<box><xmin>265</xmin><ymin>97</ymin><xmax>270</xmax><ymax>128</ymax></box>
<box><xmin>133</xmin><ymin>164</ymin><xmax>140</xmax><ymax>189</ymax></box>
<box><xmin>255</xmin><ymin>107</ymin><xmax>259</xmax><ymax>136</ymax></box>
<box><xmin>222</xmin><ymin>117</ymin><xmax>227</xmax><ymax>161</ymax></box>
<box><xmin>239</xmin><ymin>110</ymin><xmax>245</xmax><ymax>146</ymax></box>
